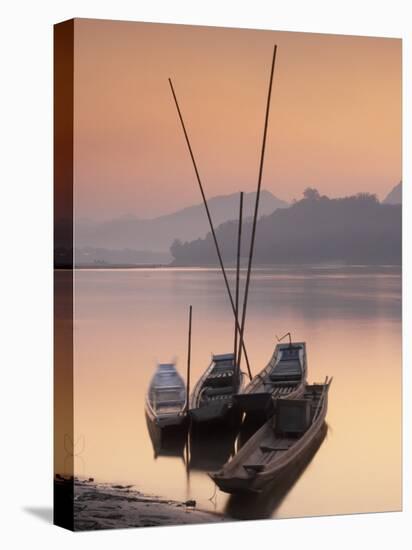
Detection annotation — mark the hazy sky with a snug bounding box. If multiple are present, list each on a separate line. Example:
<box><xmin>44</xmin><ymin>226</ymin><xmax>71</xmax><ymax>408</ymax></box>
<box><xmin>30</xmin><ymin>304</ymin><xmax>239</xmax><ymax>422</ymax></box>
<box><xmin>73</xmin><ymin>19</ymin><xmax>401</xmax><ymax>220</ymax></box>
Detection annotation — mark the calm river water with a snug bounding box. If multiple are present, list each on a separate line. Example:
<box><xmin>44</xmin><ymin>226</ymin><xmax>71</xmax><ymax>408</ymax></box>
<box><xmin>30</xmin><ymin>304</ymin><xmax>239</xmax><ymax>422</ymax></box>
<box><xmin>71</xmin><ymin>265</ymin><xmax>401</xmax><ymax>519</ymax></box>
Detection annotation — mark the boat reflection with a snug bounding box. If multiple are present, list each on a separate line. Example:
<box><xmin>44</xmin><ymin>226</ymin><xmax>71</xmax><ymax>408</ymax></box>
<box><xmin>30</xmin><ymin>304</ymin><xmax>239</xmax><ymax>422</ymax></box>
<box><xmin>188</xmin><ymin>426</ymin><xmax>238</xmax><ymax>472</ymax></box>
<box><xmin>145</xmin><ymin>413</ymin><xmax>187</xmax><ymax>459</ymax></box>
<box><xmin>224</xmin><ymin>422</ymin><xmax>328</xmax><ymax>519</ymax></box>
<box><xmin>146</xmin><ymin>405</ymin><xmax>240</xmax><ymax>480</ymax></box>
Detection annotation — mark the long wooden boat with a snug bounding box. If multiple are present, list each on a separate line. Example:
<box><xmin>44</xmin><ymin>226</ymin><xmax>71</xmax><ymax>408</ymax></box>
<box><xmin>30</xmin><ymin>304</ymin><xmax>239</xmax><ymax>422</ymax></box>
<box><xmin>189</xmin><ymin>353</ymin><xmax>245</xmax><ymax>428</ymax></box>
<box><xmin>224</xmin><ymin>422</ymin><xmax>328</xmax><ymax>520</ymax></box>
<box><xmin>224</xmin><ymin>423</ymin><xmax>328</xmax><ymax>520</ymax></box>
<box><xmin>234</xmin><ymin>341</ymin><xmax>307</xmax><ymax>421</ymax></box>
<box><xmin>145</xmin><ymin>363</ymin><xmax>188</xmax><ymax>444</ymax></box>
<box><xmin>211</xmin><ymin>378</ymin><xmax>332</xmax><ymax>493</ymax></box>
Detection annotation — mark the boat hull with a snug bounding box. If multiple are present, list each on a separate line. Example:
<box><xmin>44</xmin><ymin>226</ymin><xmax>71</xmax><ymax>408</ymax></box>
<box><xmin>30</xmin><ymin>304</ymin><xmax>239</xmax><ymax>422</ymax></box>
<box><xmin>224</xmin><ymin>423</ymin><xmax>328</xmax><ymax>520</ymax></box>
<box><xmin>211</xmin><ymin>381</ymin><xmax>331</xmax><ymax>495</ymax></box>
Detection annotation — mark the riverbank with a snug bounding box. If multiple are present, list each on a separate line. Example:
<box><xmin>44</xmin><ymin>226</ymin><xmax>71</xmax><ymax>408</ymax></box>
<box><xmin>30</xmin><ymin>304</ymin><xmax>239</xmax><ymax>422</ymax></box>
<box><xmin>72</xmin><ymin>479</ymin><xmax>229</xmax><ymax>530</ymax></box>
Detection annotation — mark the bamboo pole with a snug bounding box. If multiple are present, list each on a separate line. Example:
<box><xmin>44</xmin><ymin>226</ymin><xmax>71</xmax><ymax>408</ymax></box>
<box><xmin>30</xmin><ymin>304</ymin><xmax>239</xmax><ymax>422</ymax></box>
<box><xmin>234</xmin><ymin>192</ymin><xmax>243</xmax><ymax>380</ymax></box>
<box><xmin>186</xmin><ymin>305</ymin><xmax>192</xmax><ymax>411</ymax></box>
<box><xmin>168</xmin><ymin>78</ymin><xmax>252</xmax><ymax>380</ymax></box>
<box><xmin>236</xmin><ymin>44</ymin><xmax>278</xmax><ymax>371</ymax></box>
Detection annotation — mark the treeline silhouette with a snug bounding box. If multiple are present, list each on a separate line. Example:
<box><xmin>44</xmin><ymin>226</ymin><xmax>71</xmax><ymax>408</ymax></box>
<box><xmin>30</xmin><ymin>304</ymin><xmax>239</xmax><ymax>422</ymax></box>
<box><xmin>170</xmin><ymin>189</ymin><xmax>401</xmax><ymax>266</ymax></box>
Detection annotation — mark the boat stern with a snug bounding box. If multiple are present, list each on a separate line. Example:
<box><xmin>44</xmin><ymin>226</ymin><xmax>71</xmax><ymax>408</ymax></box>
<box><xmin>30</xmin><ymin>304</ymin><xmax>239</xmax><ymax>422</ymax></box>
<box><xmin>209</xmin><ymin>472</ymin><xmax>260</xmax><ymax>494</ymax></box>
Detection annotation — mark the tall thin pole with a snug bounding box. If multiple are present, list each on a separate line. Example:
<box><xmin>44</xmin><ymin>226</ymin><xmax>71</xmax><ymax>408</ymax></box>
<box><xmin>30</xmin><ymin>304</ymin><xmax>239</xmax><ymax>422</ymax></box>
<box><xmin>236</xmin><ymin>44</ymin><xmax>278</xmax><ymax>371</ymax></box>
<box><xmin>234</xmin><ymin>192</ymin><xmax>243</xmax><ymax>370</ymax></box>
<box><xmin>169</xmin><ymin>78</ymin><xmax>252</xmax><ymax>380</ymax></box>
<box><xmin>186</xmin><ymin>305</ymin><xmax>192</xmax><ymax>411</ymax></box>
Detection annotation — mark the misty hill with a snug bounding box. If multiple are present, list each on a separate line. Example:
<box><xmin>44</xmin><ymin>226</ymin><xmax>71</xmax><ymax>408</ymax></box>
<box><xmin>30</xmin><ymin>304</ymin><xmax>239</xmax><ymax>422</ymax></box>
<box><xmin>170</xmin><ymin>190</ymin><xmax>401</xmax><ymax>266</ymax></box>
<box><xmin>76</xmin><ymin>190</ymin><xmax>288</xmax><ymax>255</ymax></box>
<box><xmin>383</xmin><ymin>181</ymin><xmax>402</xmax><ymax>205</ymax></box>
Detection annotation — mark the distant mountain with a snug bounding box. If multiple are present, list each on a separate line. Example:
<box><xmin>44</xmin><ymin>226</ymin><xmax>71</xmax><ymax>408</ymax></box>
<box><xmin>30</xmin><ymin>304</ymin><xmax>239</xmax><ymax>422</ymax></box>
<box><xmin>75</xmin><ymin>190</ymin><xmax>288</xmax><ymax>253</ymax></box>
<box><xmin>383</xmin><ymin>181</ymin><xmax>402</xmax><ymax>205</ymax></box>
<box><xmin>171</xmin><ymin>191</ymin><xmax>401</xmax><ymax>266</ymax></box>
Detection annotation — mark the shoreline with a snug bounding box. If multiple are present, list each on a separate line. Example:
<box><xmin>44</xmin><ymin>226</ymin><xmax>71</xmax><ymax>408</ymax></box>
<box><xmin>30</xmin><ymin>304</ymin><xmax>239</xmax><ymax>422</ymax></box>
<box><xmin>56</xmin><ymin>263</ymin><xmax>402</xmax><ymax>271</ymax></box>
<box><xmin>71</xmin><ymin>478</ymin><xmax>229</xmax><ymax>530</ymax></box>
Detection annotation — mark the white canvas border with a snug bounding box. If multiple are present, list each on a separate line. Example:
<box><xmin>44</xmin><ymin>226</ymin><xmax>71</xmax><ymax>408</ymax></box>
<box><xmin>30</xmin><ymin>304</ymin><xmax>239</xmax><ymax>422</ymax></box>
<box><xmin>0</xmin><ymin>1</ymin><xmax>409</xmax><ymax>549</ymax></box>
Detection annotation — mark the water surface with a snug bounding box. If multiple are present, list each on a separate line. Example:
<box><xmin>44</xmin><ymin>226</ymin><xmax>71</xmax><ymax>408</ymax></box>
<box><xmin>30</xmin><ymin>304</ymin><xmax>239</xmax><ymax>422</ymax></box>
<box><xmin>71</xmin><ymin>265</ymin><xmax>401</xmax><ymax>519</ymax></box>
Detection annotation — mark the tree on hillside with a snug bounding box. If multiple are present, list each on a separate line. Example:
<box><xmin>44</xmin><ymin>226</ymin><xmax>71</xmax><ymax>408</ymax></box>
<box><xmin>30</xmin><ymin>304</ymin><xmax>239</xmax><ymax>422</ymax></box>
<box><xmin>170</xmin><ymin>239</ymin><xmax>183</xmax><ymax>258</ymax></box>
<box><xmin>303</xmin><ymin>187</ymin><xmax>321</xmax><ymax>201</ymax></box>
<box><xmin>355</xmin><ymin>192</ymin><xmax>379</xmax><ymax>204</ymax></box>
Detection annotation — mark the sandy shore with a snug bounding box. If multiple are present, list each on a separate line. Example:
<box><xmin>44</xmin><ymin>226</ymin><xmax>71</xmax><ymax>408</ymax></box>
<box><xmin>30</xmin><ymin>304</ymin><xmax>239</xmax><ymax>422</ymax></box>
<box><xmin>72</xmin><ymin>479</ymin><xmax>229</xmax><ymax>530</ymax></box>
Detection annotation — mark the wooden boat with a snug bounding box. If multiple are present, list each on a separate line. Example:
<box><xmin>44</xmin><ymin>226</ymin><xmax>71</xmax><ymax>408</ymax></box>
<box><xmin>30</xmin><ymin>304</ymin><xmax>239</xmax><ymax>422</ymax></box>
<box><xmin>145</xmin><ymin>363</ymin><xmax>188</xmax><ymax>443</ymax></box>
<box><xmin>234</xmin><ymin>341</ymin><xmax>307</xmax><ymax>421</ymax></box>
<box><xmin>224</xmin><ymin>423</ymin><xmax>328</xmax><ymax>519</ymax></box>
<box><xmin>189</xmin><ymin>353</ymin><xmax>245</xmax><ymax>427</ymax></box>
<box><xmin>211</xmin><ymin>378</ymin><xmax>332</xmax><ymax>493</ymax></box>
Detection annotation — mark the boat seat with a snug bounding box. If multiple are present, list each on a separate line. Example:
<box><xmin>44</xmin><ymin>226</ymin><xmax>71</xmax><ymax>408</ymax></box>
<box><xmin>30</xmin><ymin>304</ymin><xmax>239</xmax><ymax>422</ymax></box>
<box><xmin>269</xmin><ymin>373</ymin><xmax>301</xmax><ymax>381</ymax></box>
<box><xmin>155</xmin><ymin>400</ymin><xmax>184</xmax><ymax>408</ymax></box>
<box><xmin>203</xmin><ymin>386</ymin><xmax>233</xmax><ymax>397</ymax></box>
<box><xmin>243</xmin><ymin>464</ymin><xmax>265</xmax><ymax>473</ymax></box>
<box><xmin>208</xmin><ymin>395</ymin><xmax>231</xmax><ymax>401</ymax></box>
<box><xmin>260</xmin><ymin>444</ymin><xmax>290</xmax><ymax>452</ymax></box>
<box><xmin>207</xmin><ymin>371</ymin><xmax>234</xmax><ymax>387</ymax></box>
<box><xmin>273</xmin><ymin>359</ymin><xmax>300</xmax><ymax>370</ymax></box>
<box><xmin>280</xmin><ymin>348</ymin><xmax>300</xmax><ymax>360</ymax></box>
<box><xmin>269</xmin><ymin>360</ymin><xmax>301</xmax><ymax>382</ymax></box>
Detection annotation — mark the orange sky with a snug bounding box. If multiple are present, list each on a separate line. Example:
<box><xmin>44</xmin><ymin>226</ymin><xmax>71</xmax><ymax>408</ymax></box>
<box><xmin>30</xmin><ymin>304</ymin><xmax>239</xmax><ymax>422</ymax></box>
<box><xmin>73</xmin><ymin>19</ymin><xmax>401</xmax><ymax>220</ymax></box>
